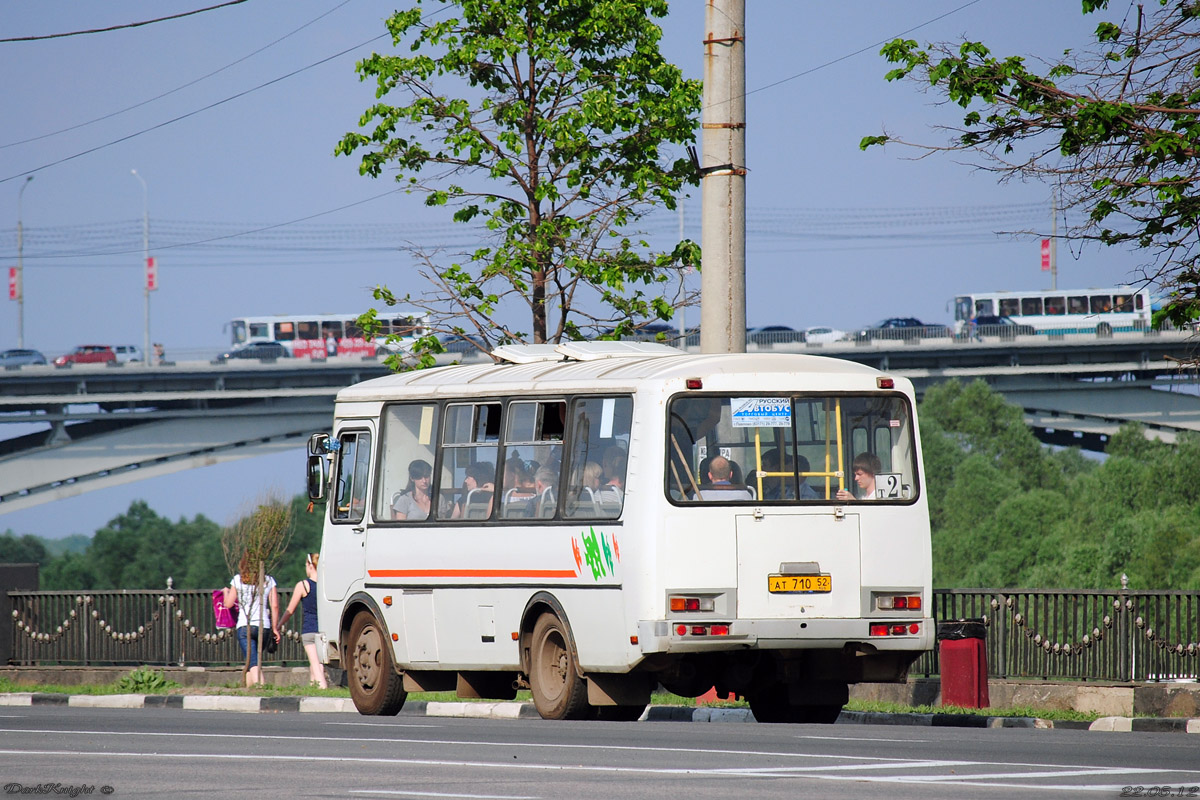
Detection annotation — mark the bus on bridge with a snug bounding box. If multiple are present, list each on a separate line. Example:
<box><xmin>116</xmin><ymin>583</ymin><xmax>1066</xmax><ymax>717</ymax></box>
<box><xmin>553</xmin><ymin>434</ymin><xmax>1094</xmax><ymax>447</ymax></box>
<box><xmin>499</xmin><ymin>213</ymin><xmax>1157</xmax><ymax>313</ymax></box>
<box><xmin>953</xmin><ymin>286</ymin><xmax>1151</xmax><ymax>337</ymax></box>
<box><xmin>229</xmin><ymin>312</ymin><xmax>427</xmax><ymax>359</ymax></box>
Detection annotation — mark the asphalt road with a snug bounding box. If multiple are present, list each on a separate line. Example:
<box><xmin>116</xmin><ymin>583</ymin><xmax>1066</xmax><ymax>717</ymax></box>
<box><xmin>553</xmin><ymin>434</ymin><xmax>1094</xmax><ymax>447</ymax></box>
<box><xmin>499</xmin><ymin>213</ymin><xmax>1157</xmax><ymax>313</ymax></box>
<box><xmin>0</xmin><ymin>707</ymin><xmax>1198</xmax><ymax>799</ymax></box>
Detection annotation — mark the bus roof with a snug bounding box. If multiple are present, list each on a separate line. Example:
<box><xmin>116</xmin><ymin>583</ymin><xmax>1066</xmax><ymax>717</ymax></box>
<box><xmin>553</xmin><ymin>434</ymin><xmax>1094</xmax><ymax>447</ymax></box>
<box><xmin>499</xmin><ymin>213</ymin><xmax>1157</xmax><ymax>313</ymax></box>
<box><xmin>335</xmin><ymin>343</ymin><xmax>894</xmax><ymax>403</ymax></box>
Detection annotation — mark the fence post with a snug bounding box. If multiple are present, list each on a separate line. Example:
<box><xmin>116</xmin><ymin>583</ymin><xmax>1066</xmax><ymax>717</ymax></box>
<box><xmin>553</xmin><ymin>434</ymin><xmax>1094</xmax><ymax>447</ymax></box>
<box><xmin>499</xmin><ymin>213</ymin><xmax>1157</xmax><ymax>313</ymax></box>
<box><xmin>1118</xmin><ymin>573</ymin><xmax>1131</xmax><ymax>682</ymax></box>
<box><xmin>165</xmin><ymin>577</ymin><xmax>174</xmax><ymax>667</ymax></box>
<box><xmin>996</xmin><ymin>592</ymin><xmax>1008</xmax><ymax>679</ymax></box>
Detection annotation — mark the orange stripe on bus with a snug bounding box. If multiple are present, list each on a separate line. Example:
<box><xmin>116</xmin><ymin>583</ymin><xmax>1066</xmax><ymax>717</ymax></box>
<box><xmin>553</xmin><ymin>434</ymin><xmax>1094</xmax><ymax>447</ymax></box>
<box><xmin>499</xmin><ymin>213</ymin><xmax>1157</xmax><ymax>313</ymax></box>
<box><xmin>367</xmin><ymin>569</ymin><xmax>579</xmax><ymax>579</ymax></box>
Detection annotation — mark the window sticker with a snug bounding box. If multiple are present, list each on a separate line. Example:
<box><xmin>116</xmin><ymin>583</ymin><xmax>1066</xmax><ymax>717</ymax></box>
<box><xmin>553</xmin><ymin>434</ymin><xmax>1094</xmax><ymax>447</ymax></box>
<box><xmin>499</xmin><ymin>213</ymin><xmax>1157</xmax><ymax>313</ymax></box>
<box><xmin>731</xmin><ymin>398</ymin><xmax>792</xmax><ymax>428</ymax></box>
<box><xmin>874</xmin><ymin>473</ymin><xmax>904</xmax><ymax>499</ymax></box>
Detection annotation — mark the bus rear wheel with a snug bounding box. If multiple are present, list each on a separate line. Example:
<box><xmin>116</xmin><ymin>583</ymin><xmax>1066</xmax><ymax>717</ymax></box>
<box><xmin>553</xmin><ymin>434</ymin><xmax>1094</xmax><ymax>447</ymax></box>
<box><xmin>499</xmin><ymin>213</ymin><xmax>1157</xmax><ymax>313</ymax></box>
<box><xmin>529</xmin><ymin>612</ymin><xmax>590</xmax><ymax>720</ymax></box>
<box><xmin>347</xmin><ymin>610</ymin><xmax>406</xmax><ymax>716</ymax></box>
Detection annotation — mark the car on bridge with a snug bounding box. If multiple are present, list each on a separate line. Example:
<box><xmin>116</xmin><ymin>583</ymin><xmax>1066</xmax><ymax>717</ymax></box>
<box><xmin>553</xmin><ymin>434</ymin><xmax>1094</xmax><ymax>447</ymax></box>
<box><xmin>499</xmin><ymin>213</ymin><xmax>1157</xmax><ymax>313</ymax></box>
<box><xmin>113</xmin><ymin>345</ymin><xmax>143</xmax><ymax>363</ymax></box>
<box><xmin>747</xmin><ymin>325</ymin><xmax>805</xmax><ymax>345</ymax></box>
<box><xmin>53</xmin><ymin>345</ymin><xmax>116</xmax><ymax>366</ymax></box>
<box><xmin>802</xmin><ymin>326</ymin><xmax>846</xmax><ymax>344</ymax></box>
<box><xmin>0</xmin><ymin>348</ymin><xmax>47</xmax><ymax>367</ymax></box>
<box><xmin>969</xmin><ymin>315</ymin><xmax>1037</xmax><ymax>339</ymax></box>
<box><xmin>853</xmin><ymin>317</ymin><xmax>951</xmax><ymax>342</ymax></box>
<box><xmin>212</xmin><ymin>341</ymin><xmax>290</xmax><ymax>362</ymax></box>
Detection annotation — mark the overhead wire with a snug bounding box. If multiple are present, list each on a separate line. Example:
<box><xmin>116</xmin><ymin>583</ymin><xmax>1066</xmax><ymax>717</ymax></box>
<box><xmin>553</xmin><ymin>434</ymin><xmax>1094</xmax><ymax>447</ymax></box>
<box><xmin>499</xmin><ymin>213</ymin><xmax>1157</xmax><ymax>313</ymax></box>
<box><xmin>0</xmin><ymin>1</ymin><xmax>251</xmax><ymax>43</ymax></box>
<box><xmin>0</xmin><ymin>0</ymin><xmax>355</xmax><ymax>150</ymax></box>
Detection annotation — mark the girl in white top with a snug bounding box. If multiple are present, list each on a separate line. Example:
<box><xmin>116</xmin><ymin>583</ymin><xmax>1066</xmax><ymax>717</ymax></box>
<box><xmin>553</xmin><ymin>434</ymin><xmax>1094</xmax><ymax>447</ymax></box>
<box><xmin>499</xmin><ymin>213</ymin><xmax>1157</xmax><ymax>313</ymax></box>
<box><xmin>222</xmin><ymin>554</ymin><xmax>279</xmax><ymax>687</ymax></box>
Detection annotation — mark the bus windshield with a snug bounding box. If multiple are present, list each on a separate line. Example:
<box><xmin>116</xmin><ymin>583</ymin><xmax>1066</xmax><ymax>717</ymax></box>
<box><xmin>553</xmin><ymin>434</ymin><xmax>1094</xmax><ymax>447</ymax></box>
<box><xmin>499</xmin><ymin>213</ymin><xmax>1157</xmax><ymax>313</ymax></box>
<box><xmin>666</xmin><ymin>394</ymin><xmax>918</xmax><ymax>503</ymax></box>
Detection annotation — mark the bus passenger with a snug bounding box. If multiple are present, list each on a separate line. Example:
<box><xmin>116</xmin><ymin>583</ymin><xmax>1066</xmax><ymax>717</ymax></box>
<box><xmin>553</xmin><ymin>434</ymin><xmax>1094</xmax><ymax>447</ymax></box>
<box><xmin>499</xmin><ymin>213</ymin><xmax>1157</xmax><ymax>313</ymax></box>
<box><xmin>392</xmin><ymin>459</ymin><xmax>433</xmax><ymax>521</ymax></box>
<box><xmin>453</xmin><ymin>461</ymin><xmax>495</xmax><ymax>519</ymax></box>
<box><xmin>698</xmin><ymin>455</ymin><xmax>752</xmax><ymax>501</ymax></box>
<box><xmin>836</xmin><ymin>453</ymin><xmax>881</xmax><ymax>501</ymax></box>
<box><xmin>795</xmin><ymin>454</ymin><xmax>819</xmax><ymax>500</ymax></box>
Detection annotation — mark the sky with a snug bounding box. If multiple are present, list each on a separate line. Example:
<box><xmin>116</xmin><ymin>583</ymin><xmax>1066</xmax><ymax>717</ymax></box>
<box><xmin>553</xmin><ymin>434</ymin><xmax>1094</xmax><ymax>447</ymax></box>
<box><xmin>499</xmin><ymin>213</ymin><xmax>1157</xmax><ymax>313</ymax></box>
<box><xmin>0</xmin><ymin>0</ymin><xmax>1140</xmax><ymax>539</ymax></box>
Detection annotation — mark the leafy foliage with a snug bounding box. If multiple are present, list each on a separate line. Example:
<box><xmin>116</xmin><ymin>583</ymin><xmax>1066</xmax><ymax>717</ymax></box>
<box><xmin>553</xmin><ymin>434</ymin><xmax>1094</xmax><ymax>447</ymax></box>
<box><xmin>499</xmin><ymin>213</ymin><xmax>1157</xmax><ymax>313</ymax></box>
<box><xmin>116</xmin><ymin>667</ymin><xmax>179</xmax><ymax>693</ymax></box>
<box><xmin>864</xmin><ymin>3</ymin><xmax>1200</xmax><ymax>331</ymax></box>
<box><xmin>920</xmin><ymin>379</ymin><xmax>1200</xmax><ymax>589</ymax></box>
<box><xmin>336</xmin><ymin>0</ymin><xmax>702</xmax><ymax>360</ymax></box>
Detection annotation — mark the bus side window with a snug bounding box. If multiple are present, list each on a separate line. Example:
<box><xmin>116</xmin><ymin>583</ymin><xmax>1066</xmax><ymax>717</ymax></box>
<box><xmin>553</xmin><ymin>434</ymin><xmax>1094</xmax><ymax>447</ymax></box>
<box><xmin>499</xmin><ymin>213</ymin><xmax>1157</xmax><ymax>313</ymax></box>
<box><xmin>1045</xmin><ymin>296</ymin><xmax>1065</xmax><ymax>315</ymax></box>
<box><xmin>1020</xmin><ymin>297</ymin><xmax>1043</xmax><ymax>316</ymax></box>
<box><xmin>565</xmin><ymin>396</ymin><xmax>633</xmax><ymax>519</ymax></box>
<box><xmin>1068</xmin><ymin>296</ymin><xmax>1088</xmax><ymax>314</ymax></box>
<box><xmin>332</xmin><ymin>430</ymin><xmax>371</xmax><ymax>524</ymax></box>
<box><xmin>377</xmin><ymin>404</ymin><xmax>440</xmax><ymax>523</ymax></box>
<box><xmin>502</xmin><ymin>400</ymin><xmax>566</xmax><ymax>519</ymax></box>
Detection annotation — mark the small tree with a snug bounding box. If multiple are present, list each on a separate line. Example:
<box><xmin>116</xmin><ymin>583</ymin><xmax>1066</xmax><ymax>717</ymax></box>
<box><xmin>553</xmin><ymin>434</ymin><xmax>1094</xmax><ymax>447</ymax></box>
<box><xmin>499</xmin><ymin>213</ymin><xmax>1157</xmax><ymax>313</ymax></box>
<box><xmin>336</xmin><ymin>0</ymin><xmax>702</xmax><ymax>366</ymax></box>
<box><xmin>221</xmin><ymin>494</ymin><xmax>293</xmax><ymax>685</ymax></box>
<box><xmin>861</xmin><ymin>1</ymin><xmax>1200</xmax><ymax>332</ymax></box>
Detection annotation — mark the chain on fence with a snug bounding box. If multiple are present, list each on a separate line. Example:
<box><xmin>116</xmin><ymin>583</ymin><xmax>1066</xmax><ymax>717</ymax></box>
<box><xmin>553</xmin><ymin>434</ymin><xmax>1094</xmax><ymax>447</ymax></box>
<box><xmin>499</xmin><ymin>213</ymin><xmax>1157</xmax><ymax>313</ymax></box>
<box><xmin>9</xmin><ymin>582</ymin><xmax>306</xmax><ymax>667</ymax></box>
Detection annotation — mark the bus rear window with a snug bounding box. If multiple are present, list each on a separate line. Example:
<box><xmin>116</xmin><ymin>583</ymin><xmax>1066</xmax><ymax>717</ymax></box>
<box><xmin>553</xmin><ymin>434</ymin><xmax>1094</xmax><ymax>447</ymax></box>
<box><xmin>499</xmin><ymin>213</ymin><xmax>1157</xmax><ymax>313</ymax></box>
<box><xmin>666</xmin><ymin>394</ymin><xmax>918</xmax><ymax>504</ymax></box>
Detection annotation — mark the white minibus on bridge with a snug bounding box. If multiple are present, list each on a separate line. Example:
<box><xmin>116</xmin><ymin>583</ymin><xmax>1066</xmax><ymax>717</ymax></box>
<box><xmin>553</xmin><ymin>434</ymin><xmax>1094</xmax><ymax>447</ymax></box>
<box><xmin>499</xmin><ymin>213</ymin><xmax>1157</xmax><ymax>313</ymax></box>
<box><xmin>306</xmin><ymin>341</ymin><xmax>933</xmax><ymax>722</ymax></box>
<box><xmin>953</xmin><ymin>286</ymin><xmax>1151</xmax><ymax>336</ymax></box>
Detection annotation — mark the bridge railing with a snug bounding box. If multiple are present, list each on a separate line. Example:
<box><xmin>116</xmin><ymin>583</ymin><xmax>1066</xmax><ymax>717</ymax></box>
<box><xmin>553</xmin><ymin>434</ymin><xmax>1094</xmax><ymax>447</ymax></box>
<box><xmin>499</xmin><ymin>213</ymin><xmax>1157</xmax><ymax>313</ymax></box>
<box><xmin>913</xmin><ymin>588</ymin><xmax>1200</xmax><ymax>682</ymax></box>
<box><xmin>7</xmin><ymin>587</ymin><xmax>306</xmax><ymax>667</ymax></box>
<box><xmin>8</xmin><ymin>586</ymin><xmax>1200</xmax><ymax>680</ymax></box>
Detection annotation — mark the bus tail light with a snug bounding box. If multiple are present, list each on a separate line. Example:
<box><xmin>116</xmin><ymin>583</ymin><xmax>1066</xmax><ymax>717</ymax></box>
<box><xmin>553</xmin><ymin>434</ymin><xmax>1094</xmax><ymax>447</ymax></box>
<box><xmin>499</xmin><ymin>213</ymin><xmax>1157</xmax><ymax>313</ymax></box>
<box><xmin>877</xmin><ymin>377</ymin><xmax>894</xmax><ymax>389</ymax></box>
<box><xmin>674</xmin><ymin>623</ymin><xmax>731</xmax><ymax>637</ymax></box>
<box><xmin>876</xmin><ymin>594</ymin><xmax>922</xmax><ymax>611</ymax></box>
<box><xmin>669</xmin><ymin>596</ymin><xmax>714</xmax><ymax>613</ymax></box>
<box><xmin>870</xmin><ymin>623</ymin><xmax>920</xmax><ymax>637</ymax></box>
<box><xmin>686</xmin><ymin>378</ymin><xmax>703</xmax><ymax>389</ymax></box>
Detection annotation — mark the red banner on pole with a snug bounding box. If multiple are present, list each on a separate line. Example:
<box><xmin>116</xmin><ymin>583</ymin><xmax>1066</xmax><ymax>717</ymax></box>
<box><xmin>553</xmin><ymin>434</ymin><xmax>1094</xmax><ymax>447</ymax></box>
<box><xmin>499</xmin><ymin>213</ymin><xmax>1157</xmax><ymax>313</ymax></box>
<box><xmin>146</xmin><ymin>257</ymin><xmax>157</xmax><ymax>291</ymax></box>
<box><xmin>1040</xmin><ymin>239</ymin><xmax>1051</xmax><ymax>271</ymax></box>
<box><xmin>7</xmin><ymin>267</ymin><xmax>18</xmax><ymax>301</ymax></box>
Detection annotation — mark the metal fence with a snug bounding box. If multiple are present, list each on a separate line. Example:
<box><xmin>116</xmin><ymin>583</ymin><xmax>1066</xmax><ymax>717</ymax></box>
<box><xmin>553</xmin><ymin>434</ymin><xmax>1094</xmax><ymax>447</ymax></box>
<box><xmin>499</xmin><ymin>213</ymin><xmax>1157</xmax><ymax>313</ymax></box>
<box><xmin>8</xmin><ymin>585</ymin><xmax>1200</xmax><ymax>681</ymax></box>
<box><xmin>914</xmin><ymin>588</ymin><xmax>1200</xmax><ymax>682</ymax></box>
<box><xmin>7</xmin><ymin>585</ymin><xmax>306</xmax><ymax>667</ymax></box>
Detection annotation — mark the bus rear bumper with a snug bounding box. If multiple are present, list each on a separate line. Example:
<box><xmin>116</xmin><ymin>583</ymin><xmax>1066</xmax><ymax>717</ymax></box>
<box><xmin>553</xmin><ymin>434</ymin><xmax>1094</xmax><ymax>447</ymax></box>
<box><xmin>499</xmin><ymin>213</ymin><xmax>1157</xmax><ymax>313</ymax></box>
<box><xmin>637</xmin><ymin>617</ymin><xmax>935</xmax><ymax>654</ymax></box>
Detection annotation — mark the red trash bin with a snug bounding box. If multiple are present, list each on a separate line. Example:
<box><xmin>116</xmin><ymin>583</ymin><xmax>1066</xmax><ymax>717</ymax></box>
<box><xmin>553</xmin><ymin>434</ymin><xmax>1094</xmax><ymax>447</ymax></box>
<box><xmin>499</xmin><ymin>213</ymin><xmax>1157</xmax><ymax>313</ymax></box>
<box><xmin>938</xmin><ymin>619</ymin><xmax>989</xmax><ymax>708</ymax></box>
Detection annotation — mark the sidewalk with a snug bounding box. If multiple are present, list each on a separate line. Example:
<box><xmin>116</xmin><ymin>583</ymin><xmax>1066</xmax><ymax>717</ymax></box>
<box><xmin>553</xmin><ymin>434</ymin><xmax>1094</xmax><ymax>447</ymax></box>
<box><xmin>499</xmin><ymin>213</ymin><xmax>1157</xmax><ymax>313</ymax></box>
<box><xmin>1</xmin><ymin>691</ymin><xmax>1197</xmax><ymax>733</ymax></box>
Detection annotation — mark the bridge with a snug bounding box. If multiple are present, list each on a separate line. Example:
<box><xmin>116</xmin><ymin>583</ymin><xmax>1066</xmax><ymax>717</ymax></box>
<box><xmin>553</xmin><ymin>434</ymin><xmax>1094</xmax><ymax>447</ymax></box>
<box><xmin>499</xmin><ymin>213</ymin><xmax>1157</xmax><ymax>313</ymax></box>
<box><xmin>1</xmin><ymin>330</ymin><xmax>1197</xmax><ymax>514</ymax></box>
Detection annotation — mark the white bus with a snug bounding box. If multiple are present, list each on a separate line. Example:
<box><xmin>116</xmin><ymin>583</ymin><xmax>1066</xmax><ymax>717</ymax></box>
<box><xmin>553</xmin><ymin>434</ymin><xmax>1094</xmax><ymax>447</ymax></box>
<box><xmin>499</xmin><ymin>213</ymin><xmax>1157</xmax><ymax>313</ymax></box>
<box><xmin>229</xmin><ymin>312</ymin><xmax>427</xmax><ymax>360</ymax></box>
<box><xmin>306</xmin><ymin>341</ymin><xmax>933</xmax><ymax>722</ymax></box>
<box><xmin>952</xmin><ymin>286</ymin><xmax>1151</xmax><ymax>336</ymax></box>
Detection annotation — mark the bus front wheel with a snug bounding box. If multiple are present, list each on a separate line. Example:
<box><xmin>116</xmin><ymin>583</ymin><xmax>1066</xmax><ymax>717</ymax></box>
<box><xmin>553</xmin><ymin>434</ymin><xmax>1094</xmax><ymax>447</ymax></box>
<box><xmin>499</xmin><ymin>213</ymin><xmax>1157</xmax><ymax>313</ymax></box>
<box><xmin>529</xmin><ymin>612</ymin><xmax>590</xmax><ymax>720</ymax></box>
<box><xmin>347</xmin><ymin>611</ymin><xmax>406</xmax><ymax>716</ymax></box>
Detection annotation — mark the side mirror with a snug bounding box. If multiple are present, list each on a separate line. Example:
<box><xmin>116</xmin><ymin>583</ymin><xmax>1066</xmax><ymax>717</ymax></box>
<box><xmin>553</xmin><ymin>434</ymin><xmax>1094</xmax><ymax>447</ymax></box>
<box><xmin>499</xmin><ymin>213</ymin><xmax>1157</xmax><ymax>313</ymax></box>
<box><xmin>308</xmin><ymin>432</ymin><xmax>330</xmax><ymax>456</ymax></box>
<box><xmin>306</xmin><ymin>454</ymin><xmax>327</xmax><ymax>501</ymax></box>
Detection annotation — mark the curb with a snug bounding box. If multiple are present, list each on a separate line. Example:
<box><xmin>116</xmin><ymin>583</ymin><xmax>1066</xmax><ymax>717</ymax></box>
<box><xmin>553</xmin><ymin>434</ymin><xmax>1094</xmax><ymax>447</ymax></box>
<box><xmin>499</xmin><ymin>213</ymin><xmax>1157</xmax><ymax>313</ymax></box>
<box><xmin>1</xmin><ymin>693</ymin><xmax>1196</xmax><ymax>732</ymax></box>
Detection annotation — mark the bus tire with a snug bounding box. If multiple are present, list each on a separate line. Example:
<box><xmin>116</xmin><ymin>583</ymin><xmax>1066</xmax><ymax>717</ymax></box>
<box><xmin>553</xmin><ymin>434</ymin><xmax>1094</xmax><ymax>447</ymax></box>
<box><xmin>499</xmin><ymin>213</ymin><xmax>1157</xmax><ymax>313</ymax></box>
<box><xmin>347</xmin><ymin>610</ymin><xmax>406</xmax><ymax>716</ymax></box>
<box><xmin>529</xmin><ymin>612</ymin><xmax>590</xmax><ymax>720</ymax></box>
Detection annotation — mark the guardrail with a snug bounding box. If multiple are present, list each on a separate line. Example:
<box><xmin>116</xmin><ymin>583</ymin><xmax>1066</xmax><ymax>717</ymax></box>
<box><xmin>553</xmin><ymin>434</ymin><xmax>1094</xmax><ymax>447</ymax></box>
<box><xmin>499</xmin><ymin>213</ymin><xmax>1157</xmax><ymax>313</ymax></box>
<box><xmin>914</xmin><ymin>588</ymin><xmax>1200</xmax><ymax>682</ymax></box>
<box><xmin>7</xmin><ymin>586</ymin><xmax>306</xmax><ymax>667</ymax></box>
<box><xmin>9</xmin><ymin>585</ymin><xmax>1200</xmax><ymax>680</ymax></box>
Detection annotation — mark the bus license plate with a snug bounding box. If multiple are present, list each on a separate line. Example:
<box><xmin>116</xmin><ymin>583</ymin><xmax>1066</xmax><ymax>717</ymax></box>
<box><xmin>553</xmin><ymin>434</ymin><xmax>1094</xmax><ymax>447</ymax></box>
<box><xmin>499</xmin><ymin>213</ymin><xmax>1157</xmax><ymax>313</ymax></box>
<box><xmin>767</xmin><ymin>574</ymin><xmax>831</xmax><ymax>594</ymax></box>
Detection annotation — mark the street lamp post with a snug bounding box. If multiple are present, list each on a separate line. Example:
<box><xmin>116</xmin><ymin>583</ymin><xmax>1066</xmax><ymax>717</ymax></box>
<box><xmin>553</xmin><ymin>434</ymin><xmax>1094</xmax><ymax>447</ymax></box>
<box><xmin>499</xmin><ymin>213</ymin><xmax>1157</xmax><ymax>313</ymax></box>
<box><xmin>16</xmin><ymin>175</ymin><xmax>33</xmax><ymax>348</ymax></box>
<box><xmin>131</xmin><ymin>169</ymin><xmax>150</xmax><ymax>366</ymax></box>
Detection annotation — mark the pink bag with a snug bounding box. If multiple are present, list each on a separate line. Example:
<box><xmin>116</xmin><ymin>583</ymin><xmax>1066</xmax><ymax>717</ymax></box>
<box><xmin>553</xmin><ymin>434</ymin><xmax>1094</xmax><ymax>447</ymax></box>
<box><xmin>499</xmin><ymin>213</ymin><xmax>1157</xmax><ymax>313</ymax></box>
<box><xmin>212</xmin><ymin>589</ymin><xmax>237</xmax><ymax>629</ymax></box>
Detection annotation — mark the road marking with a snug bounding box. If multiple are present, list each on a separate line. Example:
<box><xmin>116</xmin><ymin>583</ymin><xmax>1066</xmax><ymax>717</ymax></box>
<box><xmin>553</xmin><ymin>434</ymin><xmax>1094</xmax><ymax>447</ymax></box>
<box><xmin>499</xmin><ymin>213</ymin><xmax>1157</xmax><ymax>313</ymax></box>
<box><xmin>325</xmin><ymin>721</ymin><xmax>441</xmax><ymax>728</ymax></box>
<box><xmin>793</xmin><ymin>734</ymin><xmax>931</xmax><ymax>743</ymax></box>
<box><xmin>349</xmin><ymin>792</ymin><xmax>538</xmax><ymax>799</ymax></box>
<box><xmin>0</xmin><ymin>747</ymin><xmax>1197</xmax><ymax>791</ymax></box>
<box><xmin>0</xmin><ymin>728</ymin><xmax>928</xmax><ymax>763</ymax></box>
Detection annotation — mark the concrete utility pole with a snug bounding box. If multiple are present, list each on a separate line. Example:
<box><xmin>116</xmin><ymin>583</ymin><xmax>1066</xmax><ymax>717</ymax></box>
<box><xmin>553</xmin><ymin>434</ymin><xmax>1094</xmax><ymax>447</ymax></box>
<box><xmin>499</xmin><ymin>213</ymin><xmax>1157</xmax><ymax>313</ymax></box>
<box><xmin>16</xmin><ymin>176</ymin><xmax>33</xmax><ymax>348</ymax></box>
<box><xmin>131</xmin><ymin>169</ymin><xmax>151</xmax><ymax>366</ymax></box>
<box><xmin>700</xmin><ymin>0</ymin><xmax>746</xmax><ymax>354</ymax></box>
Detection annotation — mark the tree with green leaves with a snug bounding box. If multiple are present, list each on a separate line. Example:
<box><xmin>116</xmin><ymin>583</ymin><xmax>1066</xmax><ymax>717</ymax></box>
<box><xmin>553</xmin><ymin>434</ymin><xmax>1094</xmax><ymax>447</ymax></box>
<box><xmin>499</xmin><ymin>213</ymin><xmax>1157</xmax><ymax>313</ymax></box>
<box><xmin>336</xmin><ymin>0</ymin><xmax>702</xmax><ymax>365</ymax></box>
<box><xmin>862</xmin><ymin>1</ymin><xmax>1200</xmax><ymax>331</ymax></box>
